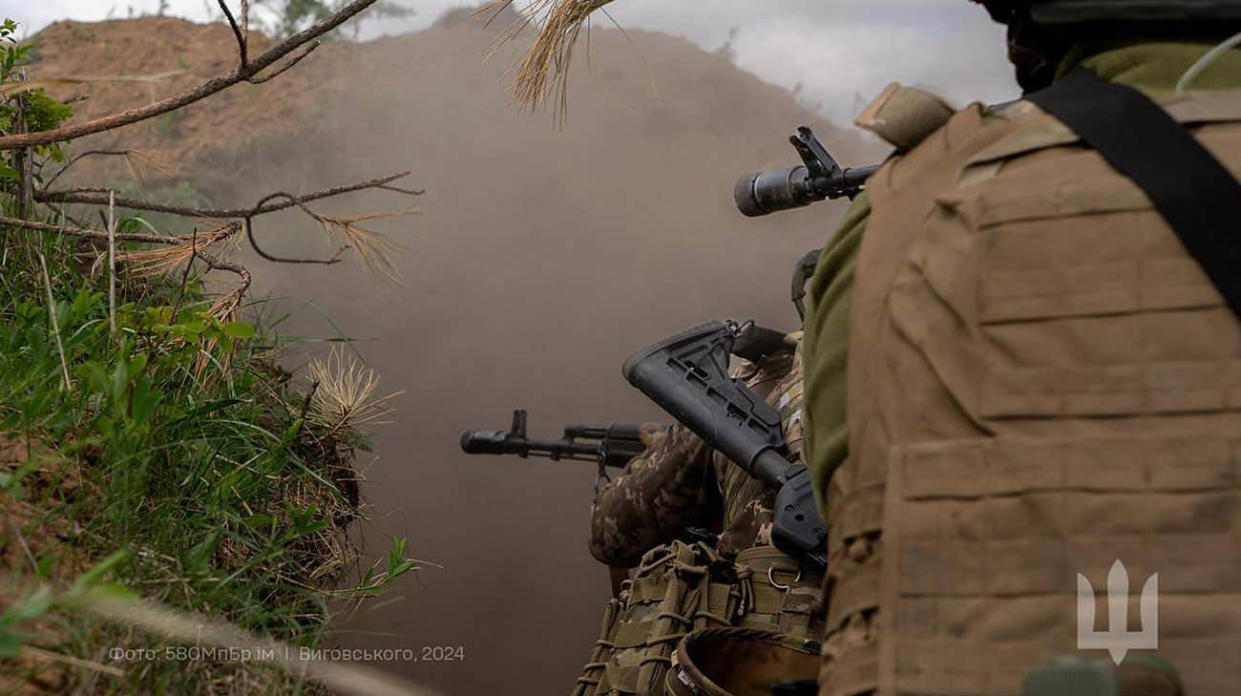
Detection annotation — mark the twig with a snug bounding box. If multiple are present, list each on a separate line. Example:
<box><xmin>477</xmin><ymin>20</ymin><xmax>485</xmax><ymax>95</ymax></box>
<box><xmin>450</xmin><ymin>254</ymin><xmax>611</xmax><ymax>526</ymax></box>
<box><xmin>11</xmin><ymin>521</ymin><xmax>38</xmax><ymax>571</ymax></box>
<box><xmin>249</xmin><ymin>42</ymin><xmax>319</xmax><ymax>85</ymax></box>
<box><xmin>240</xmin><ymin>0</ymin><xmax>250</xmax><ymax>47</ymax></box>
<box><xmin>218</xmin><ymin>0</ymin><xmax>248</xmax><ymax>68</ymax></box>
<box><xmin>0</xmin><ymin>215</ymin><xmax>180</xmax><ymax>245</ymax></box>
<box><xmin>244</xmin><ymin>216</ymin><xmax>344</xmax><ymax>265</ymax></box>
<box><xmin>39</xmin><ymin>173</ymin><xmax>419</xmax><ymax>268</ymax></box>
<box><xmin>296</xmin><ymin>381</ymin><xmax>321</xmax><ymax>439</ymax></box>
<box><xmin>108</xmin><ymin>190</ymin><xmax>117</xmax><ymax>337</ymax></box>
<box><xmin>42</xmin><ymin>149</ymin><xmax>133</xmax><ymax>190</ymax></box>
<box><xmin>169</xmin><ymin>228</ymin><xmax>199</xmax><ymax>324</ymax></box>
<box><xmin>198</xmin><ymin>249</ymin><xmax>253</xmax><ymax>321</ymax></box>
<box><xmin>199</xmin><ymin>250</ymin><xmax>252</xmax><ymax>281</ymax></box>
<box><xmin>14</xmin><ymin>91</ymin><xmax>30</xmax><ymax>219</ymax></box>
<box><xmin>37</xmin><ymin>248</ymin><xmax>72</xmax><ymax>391</ymax></box>
<box><xmin>0</xmin><ymin>0</ymin><xmax>381</xmax><ymax>150</ymax></box>
<box><xmin>36</xmin><ymin>172</ymin><xmax>418</xmax><ymax>218</ymax></box>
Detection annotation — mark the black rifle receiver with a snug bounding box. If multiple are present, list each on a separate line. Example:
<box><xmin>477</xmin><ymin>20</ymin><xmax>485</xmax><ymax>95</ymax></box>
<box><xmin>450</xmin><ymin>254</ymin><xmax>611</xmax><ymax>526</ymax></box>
<box><xmin>735</xmin><ymin>126</ymin><xmax>881</xmax><ymax>218</ymax></box>
<box><xmin>622</xmin><ymin>321</ymin><xmax>827</xmax><ymax>571</ymax></box>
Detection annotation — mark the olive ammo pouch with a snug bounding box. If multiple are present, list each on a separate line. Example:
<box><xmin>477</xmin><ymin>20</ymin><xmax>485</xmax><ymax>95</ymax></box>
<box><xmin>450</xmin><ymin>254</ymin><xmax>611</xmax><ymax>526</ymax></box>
<box><xmin>572</xmin><ymin>542</ymin><xmax>824</xmax><ymax>696</ymax></box>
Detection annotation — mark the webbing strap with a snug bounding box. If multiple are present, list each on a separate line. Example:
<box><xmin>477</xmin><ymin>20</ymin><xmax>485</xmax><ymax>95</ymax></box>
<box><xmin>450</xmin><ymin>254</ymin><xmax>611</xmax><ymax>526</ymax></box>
<box><xmin>1026</xmin><ymin>66</ymin><xmax>1241</xmax><ymax>318</ymax></box>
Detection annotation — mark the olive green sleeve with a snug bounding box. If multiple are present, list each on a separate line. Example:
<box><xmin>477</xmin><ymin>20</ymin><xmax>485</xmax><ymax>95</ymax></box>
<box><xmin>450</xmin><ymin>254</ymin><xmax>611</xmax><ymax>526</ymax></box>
<box><xmin>801</xmin><ymin>193</ymin><xmax>870</xmax><ymax>517</ymax></box>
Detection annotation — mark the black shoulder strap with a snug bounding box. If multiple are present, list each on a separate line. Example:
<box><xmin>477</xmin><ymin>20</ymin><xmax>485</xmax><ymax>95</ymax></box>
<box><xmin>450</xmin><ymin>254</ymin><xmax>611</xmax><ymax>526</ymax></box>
<box><xmin>1026</xmin><ymin>66</ymin><xmax>1241</xmax><ymax>318</ymax></box>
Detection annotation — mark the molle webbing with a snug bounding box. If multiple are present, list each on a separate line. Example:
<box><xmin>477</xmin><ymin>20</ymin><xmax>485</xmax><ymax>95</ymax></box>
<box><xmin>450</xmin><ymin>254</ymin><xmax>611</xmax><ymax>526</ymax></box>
<box><xmin>733</xmin><ymin>546</ymin><xmax>823</xmax><ymax>638</ymax></box>
<box><xmin>572</xmin><ymin>543</ymin><xmax>738</xmax><ymax>696</ymax></box>
<box><xmin>1027</xmin><ymin>66</ymin><xmax>1241</xmax><ymax>318</ymax></box>
<box><xmin>573</xmin><ymin>542</ymin><xmax>824</xmax><ymax>696</ymax></box>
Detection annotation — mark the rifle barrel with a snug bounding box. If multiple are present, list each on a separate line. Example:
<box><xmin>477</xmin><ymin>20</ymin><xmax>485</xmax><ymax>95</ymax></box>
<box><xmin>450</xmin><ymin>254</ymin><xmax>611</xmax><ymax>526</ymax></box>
<box><xmin>460</xmin><ymin>427</ymin><xmax>648</xmax><ymax>468</ymax></box>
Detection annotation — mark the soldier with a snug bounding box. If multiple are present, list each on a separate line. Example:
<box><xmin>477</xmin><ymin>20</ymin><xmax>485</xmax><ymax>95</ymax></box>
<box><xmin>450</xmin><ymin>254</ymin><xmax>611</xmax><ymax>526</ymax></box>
<box><xmin>799</xmin><ymin>2</ymin><xmax>1241</xmax><ymax>695</ymax></box>
<box><xmin>575</xmin><ymin>334</ymin><xmax>826</xmax><ymax>695</ymax></box>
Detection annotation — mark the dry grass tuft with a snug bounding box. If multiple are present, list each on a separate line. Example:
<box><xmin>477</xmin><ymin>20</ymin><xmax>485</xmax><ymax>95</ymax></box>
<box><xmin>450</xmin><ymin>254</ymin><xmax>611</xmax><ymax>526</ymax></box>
<box><xmin>118</xmin><ymin>222</ymin><xmax>242</xmax><ymax>278</ymax></box>
<box><xmin>481</xmin><ymin>0</ymin><xmax>618</xmax><ymax>118</ymax></box>
<box><xmin>307</xmin><ymin>348</ymin><xmax>403</xmax><ymax>438</ymax></box>
<box><xmin>119</xmin><ymin>149</ymin><xmax>177</xmax><ymax>189</ymax></box>
<box><xmin>207</xmin><ymin>283</ymin><xmax>247</xmax><ymax>324</ymax></box>
<box><xmin>314</xmin><ymin>210</ymin><xmax>412</xmax><ymax>284</ymax></box>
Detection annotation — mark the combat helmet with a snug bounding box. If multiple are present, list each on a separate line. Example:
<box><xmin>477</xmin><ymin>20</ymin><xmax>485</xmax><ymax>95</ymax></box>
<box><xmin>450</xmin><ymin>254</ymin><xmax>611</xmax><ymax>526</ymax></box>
<box><xmin>975</xmin><ymin>0</ymin><xmax>1241</xmax><ymax>25</ymax></box>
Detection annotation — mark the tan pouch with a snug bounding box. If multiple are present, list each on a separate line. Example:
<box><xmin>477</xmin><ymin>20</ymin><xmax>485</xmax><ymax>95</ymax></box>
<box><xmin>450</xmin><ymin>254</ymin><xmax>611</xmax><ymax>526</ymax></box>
<box><xmin>665</xmin><ymin>628</ymin><xmax>821</xmax><ymax>696</ymax></box>
<box><xmin>573</xmin><ymin>542</ymin><xmax>744</xmax><ymax>696</ymax></box>
<box><xmin>734</xmin><ymin>546</ymin><xmax>825</xmax><ymax>638</ymax></box>
<box><xmin>856</xmin><ymin>82</ymin><xmax>954</xmax><ymax>152</ymax></box>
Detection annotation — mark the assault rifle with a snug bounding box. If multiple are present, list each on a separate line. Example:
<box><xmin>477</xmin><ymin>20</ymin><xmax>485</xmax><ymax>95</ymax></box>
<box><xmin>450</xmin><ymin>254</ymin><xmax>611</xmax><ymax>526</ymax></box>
<box><xmin>734</xmin><ymin>126</ymin><xmax>880</xmax><ymax>218</ymax></box>
<box><xmin>623</xmin><ymin>320</ymin><xmax>827</xmax><ymax>572</ymax></box>
<box><xmin>461</xmin><ymin>409</ymin><xmax>652</xmax><ymax>472</ymax></box>
<box><xmin>460</xmin><ymin>323</ymin><xmax>791</xmax><ymax>473</ymax></box>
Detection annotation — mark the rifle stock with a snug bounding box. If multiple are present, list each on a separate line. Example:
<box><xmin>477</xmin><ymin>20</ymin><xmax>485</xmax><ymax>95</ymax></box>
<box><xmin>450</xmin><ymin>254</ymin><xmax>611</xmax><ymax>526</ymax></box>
<box><xmin>622</xmin><ymin>321</ymin><xmax>827</xmax><ymax>572</ymax></box>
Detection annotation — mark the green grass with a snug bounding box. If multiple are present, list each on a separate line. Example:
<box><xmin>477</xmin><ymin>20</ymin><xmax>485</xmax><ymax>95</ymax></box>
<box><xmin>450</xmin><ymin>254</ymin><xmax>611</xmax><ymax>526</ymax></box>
<box><xmin>0</xmin><ymin>18</ymin><xmax>413</xmax><ymax>692</ymax></box>
<box><xmin>0</xmin><ymin>223</ymin><xmax>412</xmax><ymax>693</ymax></box>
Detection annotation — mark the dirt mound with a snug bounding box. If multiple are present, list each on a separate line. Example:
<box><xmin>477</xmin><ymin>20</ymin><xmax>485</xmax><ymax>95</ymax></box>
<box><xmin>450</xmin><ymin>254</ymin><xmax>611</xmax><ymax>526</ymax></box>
<box><xmin>29</xmin><ymin>17</ymin><xmax>341</xmax><ymax>181</ymax></box>
<box><xmin>28</xmin><ymin>11</ymin><xmax>872</xmax><ymax>192</ymax></box>
<box><xmin>26</xmin><ymin>11</ymin><xmax>881</xmax><ymax>696</ymax></box>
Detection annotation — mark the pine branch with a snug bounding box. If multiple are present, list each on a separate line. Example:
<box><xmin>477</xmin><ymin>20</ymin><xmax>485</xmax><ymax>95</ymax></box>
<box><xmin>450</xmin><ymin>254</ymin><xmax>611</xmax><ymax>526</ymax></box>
<box><xmin>0</xmin><ymin>0</ymin><xmax>380</xmax><ymax>150</ymax></box>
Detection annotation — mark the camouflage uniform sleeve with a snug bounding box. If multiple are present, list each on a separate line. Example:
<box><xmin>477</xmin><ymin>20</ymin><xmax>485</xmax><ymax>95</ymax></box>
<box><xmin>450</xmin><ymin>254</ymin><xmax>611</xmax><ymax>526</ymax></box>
<box><xmin>588</xmin><ymin>424</ymin><xmax>719</xmax><ymax>568</ymax></box>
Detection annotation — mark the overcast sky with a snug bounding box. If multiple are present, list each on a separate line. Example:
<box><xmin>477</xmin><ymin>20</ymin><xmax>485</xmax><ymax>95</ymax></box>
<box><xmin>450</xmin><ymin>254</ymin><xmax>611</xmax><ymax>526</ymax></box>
<box><xmin>1</xmin><ymin>0</ymin><xmax>1019</xmax><ymax>124</ymax></box>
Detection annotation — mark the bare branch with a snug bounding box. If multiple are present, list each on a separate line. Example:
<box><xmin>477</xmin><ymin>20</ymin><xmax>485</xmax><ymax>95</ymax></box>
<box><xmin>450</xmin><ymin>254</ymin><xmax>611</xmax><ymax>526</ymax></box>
<box><xmin>196</xmin><ymin>249</ymin><xmax>249</xmax><ymax>280</ymax></box>
<box><xmin>245</xmin><ymin>215</ymin><xmax>345</xmax><ymax>265</ymax></box>
<box><xmin>249</xmin><ymin>41</ymin><xmax>319</xmax><ymax>85</ymax></box>
<box><xmin>0</xmin><ymin>214</ymin><xmax>180</xmax><ymax>245</ymax></box>
<box><xmin>169</xmin><ymin>228</ymin><xmax>199</xmax><ymax>324</ymax></box>
<box><xmin>218</xmin><ymin>0</ymin><xmax>249</xmax><ymax>68</ymax></box>
<box><xmin>36</xmin><ymin>171</ymin><xmax>418</xmax><ymax>218</ymax></box>
<box><xmin>43</xmin><ymin>149</ymin><xmax>132</xmax><ymax>190</ymax></box>
<box><xmin>378</xmin><ymin>183</ymin><xmax>426</xmax><ymax>196</ymax></box>
<box><xmin>198</xmin><ymin>249</ymin><xmax>253</xmax><ymax>322</ymax></box>
<box><xmin>0</xmin><ymin>0</ymin><xmax>380</xmax><ymax>150</ymax></box>
<box><xmin>241</xmin><ymin>0</ymin><xmax>250</xmax><ymax>47</ymax></box>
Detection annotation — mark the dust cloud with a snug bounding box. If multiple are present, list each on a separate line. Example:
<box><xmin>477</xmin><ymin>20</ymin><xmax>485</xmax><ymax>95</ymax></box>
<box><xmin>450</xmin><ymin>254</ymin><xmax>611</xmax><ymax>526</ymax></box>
<box><xmin>57</xmin><ymin>9</ymin><xmax>885</xmax><ymax>694</ymax></box>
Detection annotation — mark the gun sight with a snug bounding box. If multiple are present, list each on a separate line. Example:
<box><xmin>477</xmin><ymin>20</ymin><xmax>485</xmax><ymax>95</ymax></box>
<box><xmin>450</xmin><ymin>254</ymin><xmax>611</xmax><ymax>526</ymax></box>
<box><xmin>735</xmin><ymin>126</ymin><xmax>880</xmax><ymax>218</ymax></box>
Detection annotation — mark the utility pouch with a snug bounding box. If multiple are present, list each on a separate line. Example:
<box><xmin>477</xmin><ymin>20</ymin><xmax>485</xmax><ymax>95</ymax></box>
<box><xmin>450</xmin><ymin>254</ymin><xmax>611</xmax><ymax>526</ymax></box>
<box><xmin>573</xmin><ymin>542</ymin><xmax>826</xmax><ymax>696</ymax></box>
<box><xmin>732</xmin><ymin>546</ymin><xmax>824</xmax><ymax>639</ymax></box>
<box><xmin>665</xmin><ymin>628</ymin><xmax>822</xmax><ymax>696</ymax></box>
<box><xmin>572</xmin><ymin>542</ymin><xmax>745</xmax><ymax>696</ymax></box>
